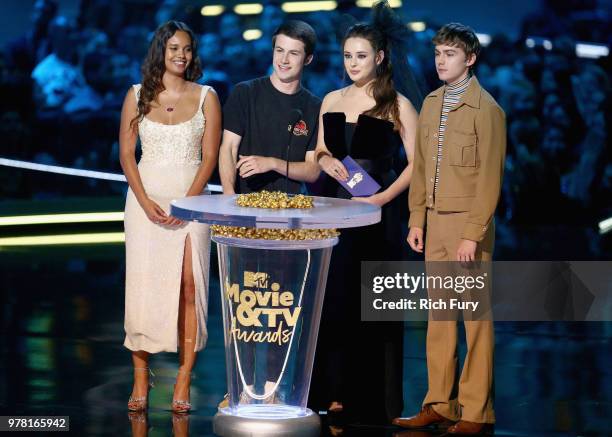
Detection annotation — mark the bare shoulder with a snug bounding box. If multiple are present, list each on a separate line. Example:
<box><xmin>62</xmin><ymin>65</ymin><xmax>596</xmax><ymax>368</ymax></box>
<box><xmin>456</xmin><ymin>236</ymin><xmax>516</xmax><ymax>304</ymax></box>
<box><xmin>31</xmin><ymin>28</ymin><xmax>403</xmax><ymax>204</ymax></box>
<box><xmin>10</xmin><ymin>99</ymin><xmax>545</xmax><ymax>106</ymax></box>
<box><xmin>396</xmin><ymin>92</ymin><xmax>417</xmax><ymax>115</ymax></box>
<box><xmin>204</xmin><ymin>84</ymin><xmax>218</xmax><ymax>97</ymax></box>
<box><xmin>323</xmin><ymin>88</ymin><xmax>343</xmax><ymax>103</ymax></box>
<box><xmin>199</xmin><ymin>84</ymin><xmax>219</xmax><ymax>100</ymax></box>
<box><xmin>189</xmin><ymin>81</ymin><xmax>202</xmax><ymax>95</ymax></box>
<box><xmin>396</xmin><ymin>92</ymin><xmax>412</xmax><ymax>108</ymax></box>
<box><xmin>122</xmin><ymin>86</ymin><xmax>137</xmax><ymax>109</ymax></box>
<box><xmin>125</xmin><ymin>85</ymin><xmax>136</xmax><ymax>99</ymax></box>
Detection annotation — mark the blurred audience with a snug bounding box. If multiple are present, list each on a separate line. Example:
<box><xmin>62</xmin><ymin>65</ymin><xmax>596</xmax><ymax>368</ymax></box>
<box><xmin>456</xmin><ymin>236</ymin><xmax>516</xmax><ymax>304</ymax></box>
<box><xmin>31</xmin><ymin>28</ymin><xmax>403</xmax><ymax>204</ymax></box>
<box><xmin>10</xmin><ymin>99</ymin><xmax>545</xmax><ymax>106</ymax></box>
<box><xmin>1</xmin><ymin>0</ymin><xmax>610</xmax><ymax>256</ymax></box>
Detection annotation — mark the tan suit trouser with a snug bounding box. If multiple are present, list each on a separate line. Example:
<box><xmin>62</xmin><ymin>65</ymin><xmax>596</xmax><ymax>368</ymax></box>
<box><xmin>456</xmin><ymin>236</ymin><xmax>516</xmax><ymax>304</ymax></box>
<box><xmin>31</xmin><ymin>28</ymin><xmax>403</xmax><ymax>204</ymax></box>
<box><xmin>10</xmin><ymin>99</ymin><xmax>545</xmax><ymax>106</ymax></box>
<box><xmin>422</xmin><ymin>209</ymin><xmax>495</xmax><ymax>424</ymax></box>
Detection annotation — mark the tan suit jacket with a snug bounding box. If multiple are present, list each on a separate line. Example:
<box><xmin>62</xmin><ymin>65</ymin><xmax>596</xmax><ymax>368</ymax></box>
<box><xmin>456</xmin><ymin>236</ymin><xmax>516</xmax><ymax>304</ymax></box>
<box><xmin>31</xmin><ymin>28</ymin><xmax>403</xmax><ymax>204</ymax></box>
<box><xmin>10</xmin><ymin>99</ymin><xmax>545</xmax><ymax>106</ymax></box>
<box><xmin>408</xmin><ymin>76</ymin><xmax>506</xmax><ymax>242</ymax></box>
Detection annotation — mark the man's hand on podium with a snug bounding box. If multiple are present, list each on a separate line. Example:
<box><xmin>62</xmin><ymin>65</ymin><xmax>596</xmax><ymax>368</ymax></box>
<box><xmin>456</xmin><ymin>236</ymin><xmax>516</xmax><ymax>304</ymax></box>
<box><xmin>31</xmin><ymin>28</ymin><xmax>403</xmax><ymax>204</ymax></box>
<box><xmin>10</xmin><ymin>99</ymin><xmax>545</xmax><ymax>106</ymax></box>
<box><xmin>237</xmin><ymin>154</ymin><xmax>276</xmax><ymax>178</ymax></box>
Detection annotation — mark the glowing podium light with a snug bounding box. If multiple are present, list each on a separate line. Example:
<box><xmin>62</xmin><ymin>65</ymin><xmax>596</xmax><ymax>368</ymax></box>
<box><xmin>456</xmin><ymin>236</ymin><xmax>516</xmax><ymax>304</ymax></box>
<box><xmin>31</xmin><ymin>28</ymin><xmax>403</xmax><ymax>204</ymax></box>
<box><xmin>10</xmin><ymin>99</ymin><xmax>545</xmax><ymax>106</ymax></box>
<box><xmin>229</xmin><ymin>404</ymin><xmax>313</xmax><ymax>420</ymax></box>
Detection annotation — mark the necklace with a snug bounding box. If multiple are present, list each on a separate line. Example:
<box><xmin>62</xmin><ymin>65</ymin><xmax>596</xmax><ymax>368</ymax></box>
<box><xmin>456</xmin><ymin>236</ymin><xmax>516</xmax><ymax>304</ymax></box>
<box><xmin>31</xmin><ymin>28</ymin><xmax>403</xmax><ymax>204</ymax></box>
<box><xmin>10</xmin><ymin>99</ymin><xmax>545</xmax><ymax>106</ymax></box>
<box><xmin>164</xmin><ymin>84</ymin><xmax>187</xmax><ymax>112</ymax></box>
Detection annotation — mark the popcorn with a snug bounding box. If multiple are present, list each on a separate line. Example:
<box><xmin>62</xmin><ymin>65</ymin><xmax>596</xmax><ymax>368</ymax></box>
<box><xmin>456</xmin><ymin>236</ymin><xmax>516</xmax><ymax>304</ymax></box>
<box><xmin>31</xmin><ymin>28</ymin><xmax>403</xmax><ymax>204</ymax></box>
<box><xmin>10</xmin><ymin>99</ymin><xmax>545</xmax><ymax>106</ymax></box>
<box><xmin>210</xmin><ymin>191</ymin><xmax>338</xmax><ymax>240</ymax></box>
<box><xmin>235</xmin><ymin>191</ymin><xmax>314</xmax><ymax>209</ymax></box>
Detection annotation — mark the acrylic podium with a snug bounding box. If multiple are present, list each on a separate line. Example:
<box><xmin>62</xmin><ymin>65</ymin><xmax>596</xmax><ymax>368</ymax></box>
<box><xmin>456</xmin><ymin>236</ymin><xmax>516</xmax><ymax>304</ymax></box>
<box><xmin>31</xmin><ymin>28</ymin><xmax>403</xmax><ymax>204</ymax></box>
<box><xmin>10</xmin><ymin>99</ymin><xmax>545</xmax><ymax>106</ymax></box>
<box><xmin>171</xmin><ymin>194</ymin><xmax>380</xmax><ymax>437</ymax></box>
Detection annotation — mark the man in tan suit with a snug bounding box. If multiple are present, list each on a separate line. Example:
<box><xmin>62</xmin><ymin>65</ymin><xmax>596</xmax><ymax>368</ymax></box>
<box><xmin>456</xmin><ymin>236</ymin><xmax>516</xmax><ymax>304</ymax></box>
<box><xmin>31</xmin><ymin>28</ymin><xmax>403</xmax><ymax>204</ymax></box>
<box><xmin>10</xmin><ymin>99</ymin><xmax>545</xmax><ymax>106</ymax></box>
<box><xmin>394</xmin><ymin>23</ymin><xmax>506</xmax><ymax>435</ymax></box>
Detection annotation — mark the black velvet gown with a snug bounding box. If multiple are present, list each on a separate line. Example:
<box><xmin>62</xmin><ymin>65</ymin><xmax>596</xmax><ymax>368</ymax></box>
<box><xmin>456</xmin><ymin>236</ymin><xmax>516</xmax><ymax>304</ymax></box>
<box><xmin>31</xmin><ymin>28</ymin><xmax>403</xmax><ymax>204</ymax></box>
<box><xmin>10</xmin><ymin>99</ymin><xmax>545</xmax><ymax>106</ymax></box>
<box><xmin>308</xmin><ymin>112</ymin><xmax>404</xmax><ymax>424</ymax></box>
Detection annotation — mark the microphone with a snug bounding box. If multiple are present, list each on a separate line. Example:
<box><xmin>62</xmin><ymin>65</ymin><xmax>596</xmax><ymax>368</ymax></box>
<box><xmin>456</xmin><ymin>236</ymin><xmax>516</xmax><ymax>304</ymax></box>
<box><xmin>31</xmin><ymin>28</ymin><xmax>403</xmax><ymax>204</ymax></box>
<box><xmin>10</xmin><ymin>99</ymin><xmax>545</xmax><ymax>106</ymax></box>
<box><xmin>285</xmin><ymin>108</ymin><xmax>303</xmax><ymax>193</ymax></box>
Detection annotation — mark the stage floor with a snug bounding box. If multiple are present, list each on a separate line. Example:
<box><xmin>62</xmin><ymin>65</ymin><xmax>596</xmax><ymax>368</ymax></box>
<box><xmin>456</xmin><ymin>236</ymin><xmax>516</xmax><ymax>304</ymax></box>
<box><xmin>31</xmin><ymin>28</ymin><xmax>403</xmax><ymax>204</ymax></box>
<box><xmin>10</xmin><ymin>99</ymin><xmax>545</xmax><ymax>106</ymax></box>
<box><xmin>0</xmin><ymin>243</ymin><xmax>610</xmax><ymax>436</ymax></box>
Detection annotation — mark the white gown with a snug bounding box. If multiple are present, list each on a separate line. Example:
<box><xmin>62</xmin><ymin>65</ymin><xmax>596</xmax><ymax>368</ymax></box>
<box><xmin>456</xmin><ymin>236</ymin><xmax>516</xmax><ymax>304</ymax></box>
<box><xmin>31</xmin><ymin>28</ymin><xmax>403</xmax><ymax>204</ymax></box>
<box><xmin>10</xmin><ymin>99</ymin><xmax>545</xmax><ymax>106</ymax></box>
<box><xmin>123</xmin><ymin>84</ymin><xmax>211</xmax><ymax>353</ymax></box>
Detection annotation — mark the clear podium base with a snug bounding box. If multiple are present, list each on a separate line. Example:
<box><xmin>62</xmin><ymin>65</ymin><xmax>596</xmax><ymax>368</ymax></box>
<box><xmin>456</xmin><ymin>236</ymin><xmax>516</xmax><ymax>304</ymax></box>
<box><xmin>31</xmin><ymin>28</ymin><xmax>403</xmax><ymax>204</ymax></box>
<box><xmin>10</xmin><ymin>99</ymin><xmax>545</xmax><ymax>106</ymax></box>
<box><xmin>213</xmin><ymin>406</ymin><xmax>320</xmax><ymax>437</ymax></box>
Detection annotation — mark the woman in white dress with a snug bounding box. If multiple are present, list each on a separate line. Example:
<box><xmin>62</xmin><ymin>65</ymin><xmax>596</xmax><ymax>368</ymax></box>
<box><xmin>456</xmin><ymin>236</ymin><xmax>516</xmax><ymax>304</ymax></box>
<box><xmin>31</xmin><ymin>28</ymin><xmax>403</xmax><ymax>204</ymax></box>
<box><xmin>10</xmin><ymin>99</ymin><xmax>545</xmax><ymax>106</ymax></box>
<box><xmin>118</xmin><ymin>20</ymin><xmax>221</xmax><ymax>413</ymax></box>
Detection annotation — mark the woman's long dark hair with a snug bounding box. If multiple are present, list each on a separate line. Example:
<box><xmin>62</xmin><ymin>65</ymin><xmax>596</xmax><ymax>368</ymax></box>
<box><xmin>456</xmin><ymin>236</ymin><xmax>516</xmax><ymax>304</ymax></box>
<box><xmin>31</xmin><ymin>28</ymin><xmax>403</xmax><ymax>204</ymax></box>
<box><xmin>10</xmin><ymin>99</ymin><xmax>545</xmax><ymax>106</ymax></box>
<box><xmin>343</xmin><ymin>1</ymin><xmax>423</xmax><ymax>131</ymax></box>
<box><xmin>130</xmin><ymin>21</ymin><xmax>202</xmax><ymax>129</ymax></box>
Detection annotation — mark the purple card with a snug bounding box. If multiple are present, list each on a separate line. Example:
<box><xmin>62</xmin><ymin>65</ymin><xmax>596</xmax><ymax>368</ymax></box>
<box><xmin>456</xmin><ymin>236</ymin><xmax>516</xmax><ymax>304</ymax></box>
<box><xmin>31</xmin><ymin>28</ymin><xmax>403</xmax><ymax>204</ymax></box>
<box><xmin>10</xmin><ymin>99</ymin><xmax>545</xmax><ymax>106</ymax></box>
<box><xmin>339</xmin><ymin>156</ymin><xmax>381</xmax><ymax>197</ymax></box>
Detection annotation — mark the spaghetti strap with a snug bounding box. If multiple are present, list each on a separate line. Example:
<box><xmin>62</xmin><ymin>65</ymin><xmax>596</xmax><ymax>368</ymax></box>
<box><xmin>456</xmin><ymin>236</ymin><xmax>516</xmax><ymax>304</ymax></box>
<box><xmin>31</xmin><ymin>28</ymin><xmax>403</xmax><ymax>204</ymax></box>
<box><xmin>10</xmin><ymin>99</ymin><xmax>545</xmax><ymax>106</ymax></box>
<box><xmin>199</xmin><ymin>85</ymin><xmax>210</xmax><ymax>108</ymax></box>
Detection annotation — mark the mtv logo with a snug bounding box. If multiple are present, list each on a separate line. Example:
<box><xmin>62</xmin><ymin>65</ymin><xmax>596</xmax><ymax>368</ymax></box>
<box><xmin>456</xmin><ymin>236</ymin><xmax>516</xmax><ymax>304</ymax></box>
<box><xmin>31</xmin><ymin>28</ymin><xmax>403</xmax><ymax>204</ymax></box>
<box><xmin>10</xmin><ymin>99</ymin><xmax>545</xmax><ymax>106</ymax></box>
<box><xmin>244</xmin><ymin>271</ymin><xmax>269</xmax><ymax>288</ymax></box>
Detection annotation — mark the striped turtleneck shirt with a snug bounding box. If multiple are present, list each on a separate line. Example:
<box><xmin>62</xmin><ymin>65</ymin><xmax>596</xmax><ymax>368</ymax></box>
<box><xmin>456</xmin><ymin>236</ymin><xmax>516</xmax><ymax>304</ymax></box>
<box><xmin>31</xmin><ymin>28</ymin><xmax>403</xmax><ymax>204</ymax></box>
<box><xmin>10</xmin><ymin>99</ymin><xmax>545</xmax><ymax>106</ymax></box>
<box><xmin>434</xmin><ymin>74</ymin><xmax>472</xmax><ymax>194</ymax></box>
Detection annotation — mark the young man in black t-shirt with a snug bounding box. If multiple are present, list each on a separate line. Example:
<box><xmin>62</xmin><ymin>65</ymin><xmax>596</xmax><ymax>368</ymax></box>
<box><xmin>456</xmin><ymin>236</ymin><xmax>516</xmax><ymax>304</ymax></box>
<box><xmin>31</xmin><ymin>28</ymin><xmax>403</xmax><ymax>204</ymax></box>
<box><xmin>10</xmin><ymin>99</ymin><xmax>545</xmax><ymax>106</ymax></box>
<box><xmin>217</xmin><ymin>21</ymin><xmax>322</xmax><ymax>409</ymax></box>
<box><xmin>219</xmin><ymin>20</ymin><xmax>322</xmax><ymax>194</ymax></box>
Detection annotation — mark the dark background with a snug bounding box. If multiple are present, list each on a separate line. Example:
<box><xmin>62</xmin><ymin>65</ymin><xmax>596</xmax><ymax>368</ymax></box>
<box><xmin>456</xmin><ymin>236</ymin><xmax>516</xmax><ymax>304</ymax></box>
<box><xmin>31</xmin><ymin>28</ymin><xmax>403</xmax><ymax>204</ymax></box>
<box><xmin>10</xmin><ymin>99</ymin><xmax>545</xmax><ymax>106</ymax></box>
<box><xmin>1</xmin><ymin>0</ymin><xmax>611</xmax><ymax>258</ymax></box>
<box><xmin>0</xmin><ymin>1</ymin><xmax>610</xmax><ymax>436</ymax></box>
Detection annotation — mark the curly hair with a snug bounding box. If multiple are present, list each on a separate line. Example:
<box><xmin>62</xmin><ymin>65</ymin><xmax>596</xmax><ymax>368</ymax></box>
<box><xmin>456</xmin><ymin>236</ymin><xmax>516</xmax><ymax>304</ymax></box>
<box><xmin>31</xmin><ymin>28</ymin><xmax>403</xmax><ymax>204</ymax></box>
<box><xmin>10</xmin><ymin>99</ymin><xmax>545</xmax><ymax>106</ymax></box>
<box><xmin>130</xmin><ymin>21</ymin><xmax>202</xmax><ymax>129</ymax></box>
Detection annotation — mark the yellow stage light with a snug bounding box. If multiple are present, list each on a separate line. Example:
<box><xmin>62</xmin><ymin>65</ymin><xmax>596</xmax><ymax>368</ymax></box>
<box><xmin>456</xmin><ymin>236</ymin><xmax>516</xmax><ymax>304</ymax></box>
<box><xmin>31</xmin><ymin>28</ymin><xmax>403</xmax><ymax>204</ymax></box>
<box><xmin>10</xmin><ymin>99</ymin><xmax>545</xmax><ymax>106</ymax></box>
<box><xmin>201</xmin><ymin>5</ymin><xmax>225</xmax><ymax>16</ymax></box>
<box><xmin>243</xmin><ymin>29</ymin><xmax>263</xmax><ymax>41</ymax></box>
<box><xmin>356</xmin><ymin>0</ymin><xmax>401</xmax><ymax>8</ymax></box>
<box><xmin>0</xmin><ymin>232</ymin><xmax>125</xmax><ymax>247</ymax></box>
<box><xmin>281</xmin><ymin>1</ymin><xmax>337</xmax><ymax>13</ymax></box>
<box><xmin>234</xmin><ymin>3</ymin><xmax>263</xmax><ymax>15</ymax></box>
<box><xmin>0</xmin><ymin>212</ymin><xmax>124</xmax><ymax>226</ymax></box>
<box><xmin>408</xmin><ymin>21</ymin><xmax>426</xmax><ymax>32</ymax></box>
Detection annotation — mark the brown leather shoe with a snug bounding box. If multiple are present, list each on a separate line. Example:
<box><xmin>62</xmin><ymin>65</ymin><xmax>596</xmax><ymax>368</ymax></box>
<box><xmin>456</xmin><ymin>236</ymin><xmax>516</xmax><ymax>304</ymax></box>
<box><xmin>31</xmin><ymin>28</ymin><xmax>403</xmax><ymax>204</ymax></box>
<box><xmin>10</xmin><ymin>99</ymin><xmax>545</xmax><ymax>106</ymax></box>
<box><xmin>447</xmin><ymin>420</ymin><xmax>493</xmax><ymax>435</ymax></box>
<box><xmin>392</xmin><ymin>405</ymin><xmax>455</xmax><ymax>429</ymax></box>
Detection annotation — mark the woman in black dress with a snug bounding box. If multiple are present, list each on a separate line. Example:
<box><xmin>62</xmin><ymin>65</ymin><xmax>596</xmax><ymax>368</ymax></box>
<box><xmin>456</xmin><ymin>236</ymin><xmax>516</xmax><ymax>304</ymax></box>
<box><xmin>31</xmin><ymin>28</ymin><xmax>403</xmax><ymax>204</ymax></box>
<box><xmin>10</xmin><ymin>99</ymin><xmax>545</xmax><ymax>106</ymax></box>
<box><xmin>309</xmin><ymin>1</ymin><xmax>423</xmax><ymax>425</ymax></box>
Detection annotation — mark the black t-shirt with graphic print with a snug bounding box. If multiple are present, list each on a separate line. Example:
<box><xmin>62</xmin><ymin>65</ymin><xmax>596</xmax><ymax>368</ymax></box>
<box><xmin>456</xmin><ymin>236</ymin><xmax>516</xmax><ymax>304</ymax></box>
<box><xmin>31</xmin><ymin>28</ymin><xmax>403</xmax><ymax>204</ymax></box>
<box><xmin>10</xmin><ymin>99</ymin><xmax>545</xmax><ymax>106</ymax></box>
<box><xmin>223</xmin><ymin>76</ymin><xmax>321</xmax><ymax>194</ymax></box>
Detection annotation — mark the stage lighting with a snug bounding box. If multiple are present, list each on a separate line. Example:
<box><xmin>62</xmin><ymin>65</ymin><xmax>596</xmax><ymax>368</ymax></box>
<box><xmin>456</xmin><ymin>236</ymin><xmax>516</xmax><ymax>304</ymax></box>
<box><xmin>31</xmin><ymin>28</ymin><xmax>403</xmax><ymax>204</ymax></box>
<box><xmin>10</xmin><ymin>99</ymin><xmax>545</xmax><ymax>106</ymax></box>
<box><xmin>0</xmin><ymin>232</ymin><xmax>125</xmax><ymax>247</ymax></box>
<box><xmin>243</xmin><ymin>29</ymin><xmax>263</xmax><ymax>41</ymax></box>
<box><xmin>201</xmin><ymin>5</ymin><xmax>225</xmax><ymax>16</ymax></box>
<box><xmin>598</xmin><ymin>217</ymin><xmax>612</xmax><ymax>234</ymax></box>
<box><xmin>0</xmin><ymin>212</ymin><xmax>124</xmax><ymax>226</ymax></box>
<box><xmin>0</xmin><ymin>157</ymin><xmax>126</xmax><ymax>182</ymax></box>
<box><xmin>576</xmin><ymin>43</ymin><xmax>609</xmax><ymax>59</ymax></box>
<box><xmin>408</xmin><ymin>21</ymin><xmax>426</xmax><ymax>32</ymax></box>
<box><xmin>357</xmin><ymin>0</ymin><xmax>401</xmax><ymax>7</ymax></box>
<box><xmin>281</xmin><ymin>1</ymin><xmax>337</xmax><ymax>13</ymax></box>
<box><xmin>0</xmin><ymin>157</ymin><xmax>223</xmax><ymax>192</ymax></box>
<box><xmin>476</xmin><ymin>33</ymin><xmax>491</xmax><ymax>47</ymax></box>
<box><xmin>234</xmin><ymin>3</ymin><xmax>264</xmax><ymax>15</ymax></box>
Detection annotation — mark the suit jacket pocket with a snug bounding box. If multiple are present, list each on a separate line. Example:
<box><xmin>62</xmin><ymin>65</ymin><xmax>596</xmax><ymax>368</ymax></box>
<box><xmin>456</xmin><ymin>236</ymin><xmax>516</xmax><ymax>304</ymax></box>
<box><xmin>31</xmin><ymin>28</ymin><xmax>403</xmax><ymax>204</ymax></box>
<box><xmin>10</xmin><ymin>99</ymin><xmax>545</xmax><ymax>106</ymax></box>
<box><xmin>449</xmin><ymin>131</ymin><xmax>477</xmax><ymax>167</ymax></box>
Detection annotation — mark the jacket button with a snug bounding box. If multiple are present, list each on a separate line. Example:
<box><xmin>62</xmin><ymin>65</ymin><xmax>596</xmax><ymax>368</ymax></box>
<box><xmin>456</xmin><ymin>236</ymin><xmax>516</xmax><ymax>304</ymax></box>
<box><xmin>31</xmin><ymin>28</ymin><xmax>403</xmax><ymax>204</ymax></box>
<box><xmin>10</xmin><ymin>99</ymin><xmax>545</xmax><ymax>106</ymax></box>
<box><xmin>430</xmin><ymin>177</ymin><xmax>434</xmax><ymax>182</ymax></box>
<box><xmin>432</xmin><ymin>156</ymin><xmax>436</xmax><ymax>160</ymax></box>
<box><xmin>483</xmin><ymin>226</ymin><xmax>487</xmax><ymax>231</ymax></box>
<box><xmin>433</xmin><ymin>133</ymin><xmax>438</xmax><ymax>138</ymax></box>
<box><xmin>429</xmin><ymin>195</ymin><xmax>432</xmax><ymax>198</ymax></box>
